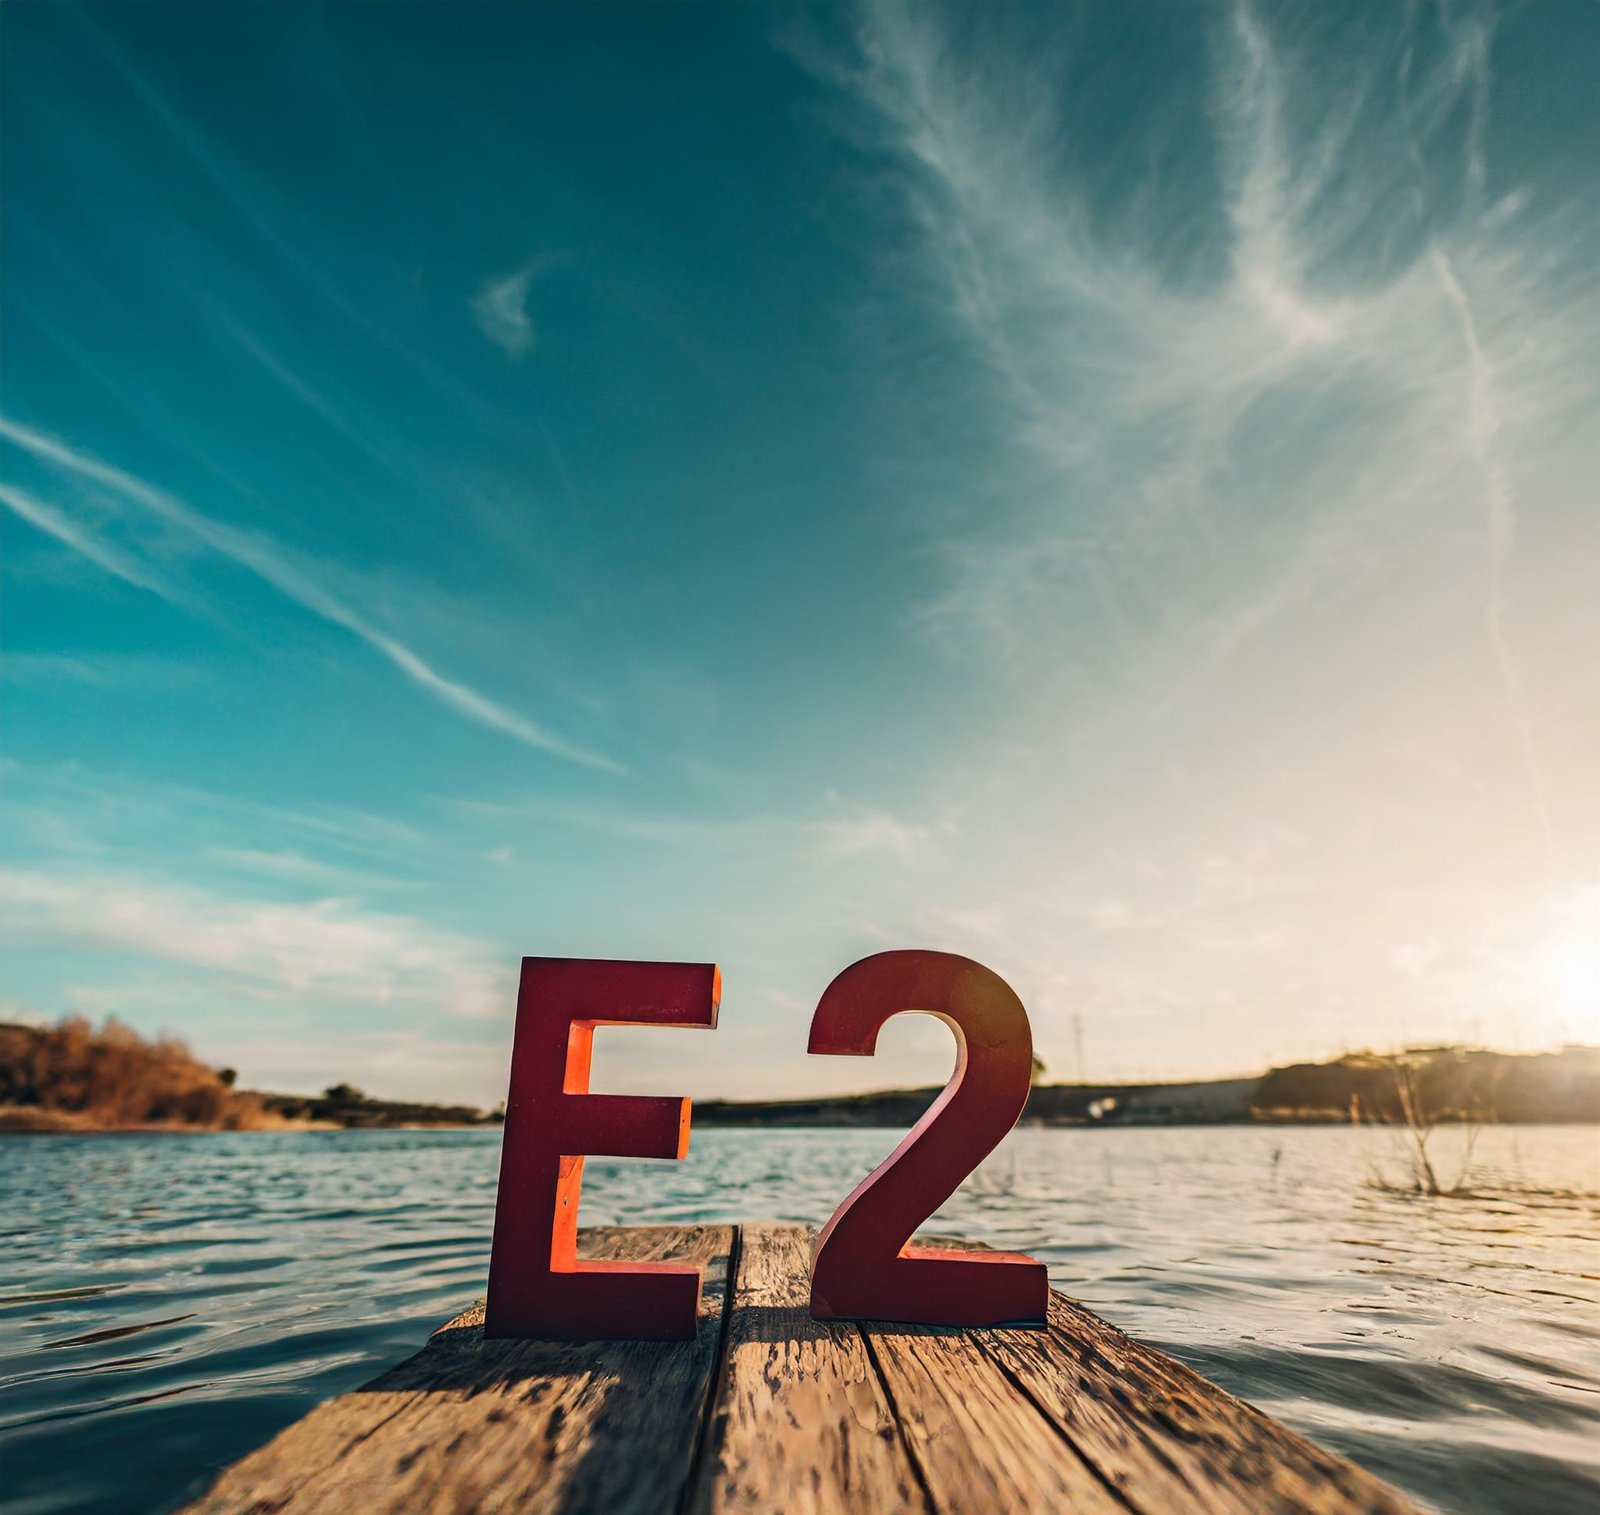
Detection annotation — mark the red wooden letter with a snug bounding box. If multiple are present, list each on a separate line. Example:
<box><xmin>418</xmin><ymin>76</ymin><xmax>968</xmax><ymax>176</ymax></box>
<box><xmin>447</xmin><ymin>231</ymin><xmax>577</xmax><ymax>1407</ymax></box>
<box><xmin>808</xmin><ymin>950</ymin><xmax>1048</xmax><ymax>1327</ymax></box>
<box><xmin>484</xmin><ymin>956</ymin><xmax>720</xmax><ymax>1340</ymax></box>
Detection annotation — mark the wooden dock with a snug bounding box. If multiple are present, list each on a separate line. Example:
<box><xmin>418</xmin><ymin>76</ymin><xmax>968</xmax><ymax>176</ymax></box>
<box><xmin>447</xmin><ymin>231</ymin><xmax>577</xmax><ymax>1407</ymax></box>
<box><xmin>182</xmin><ymin>1224</ymin><xmax>1419</xmax><ymax>1514</ymax></box>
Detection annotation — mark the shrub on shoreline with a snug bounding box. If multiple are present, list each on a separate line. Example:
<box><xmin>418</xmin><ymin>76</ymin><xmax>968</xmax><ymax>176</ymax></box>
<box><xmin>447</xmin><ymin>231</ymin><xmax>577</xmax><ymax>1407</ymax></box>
<box><xmin>0</xmin><ymin>1016</ymin><xmax>266</xmax><ymax>1130</ymax></box>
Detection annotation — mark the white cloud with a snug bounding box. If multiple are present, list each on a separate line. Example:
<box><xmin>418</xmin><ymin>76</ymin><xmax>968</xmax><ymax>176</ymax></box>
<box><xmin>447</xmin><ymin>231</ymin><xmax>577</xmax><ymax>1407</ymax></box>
<box><xmin>471</xmin><ymin>263</ymin><xmax>539</xmax><ymax>359</ymax></box>
<box><xmin>809</xmin><ymin>811</ymin><xmax>930</xmax><ymax>860</ymax></box>
<box><xmin>0</xmin><ymin>866</ymin><xmax>510</xmax><ymax>1019</ymax></box>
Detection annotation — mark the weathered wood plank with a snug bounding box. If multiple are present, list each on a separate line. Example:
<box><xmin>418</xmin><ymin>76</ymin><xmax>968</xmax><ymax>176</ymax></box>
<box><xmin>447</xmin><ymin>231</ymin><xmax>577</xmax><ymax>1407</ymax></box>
<box><xmin>863</xmin><ymin>1317</ymin><xmax>1133</xmax><ymax>1515</ymax></box>
<box><xmin>186</xmin><ymin>1223</ymin><xmax>1423</xmax><ymax>1515</ymax></box>
<box><xmin>182</xmin><ymin>1225</ymin><xmax>732</xmax><ymax>1515</ymax></box>
<box><xmin>980</xmin><ymin>1290</ymin><xmax>1418</xmax><ymax>1515</ymax></box>
<box><xmin>687</xmin><ymin>1221</ymin><xmax>926</xmax><ymax>1515</ymax></box>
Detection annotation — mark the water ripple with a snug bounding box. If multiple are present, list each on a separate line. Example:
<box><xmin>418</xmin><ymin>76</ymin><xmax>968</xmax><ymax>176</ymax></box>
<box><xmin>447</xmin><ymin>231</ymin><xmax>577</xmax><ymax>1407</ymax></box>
<box><xmin>0</xmin><ymin>1125</ymin><xmax>1595</xmax><ymax>1515</ymax></box>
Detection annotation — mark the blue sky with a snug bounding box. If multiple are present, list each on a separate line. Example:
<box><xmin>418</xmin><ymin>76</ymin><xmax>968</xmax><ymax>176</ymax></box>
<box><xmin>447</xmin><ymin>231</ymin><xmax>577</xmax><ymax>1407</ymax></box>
<box><xmin>3</xmin><ymin>1</ymin><xmax>1596</xmax><ymax>1103</ymax></box>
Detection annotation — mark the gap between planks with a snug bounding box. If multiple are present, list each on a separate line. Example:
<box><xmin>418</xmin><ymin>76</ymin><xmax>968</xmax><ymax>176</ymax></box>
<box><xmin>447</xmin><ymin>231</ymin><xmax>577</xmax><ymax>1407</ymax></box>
<box><xmin>677</xmin><ymin>1221</ymin><xmax>743</xmax><ymax>1515</ymax></box>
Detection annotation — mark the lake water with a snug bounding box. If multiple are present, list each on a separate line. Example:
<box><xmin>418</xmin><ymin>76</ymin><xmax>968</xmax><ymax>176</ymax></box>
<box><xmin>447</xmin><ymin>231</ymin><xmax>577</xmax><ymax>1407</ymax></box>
<box><xmin>1</xmin><ymin>1124</ymin><xmax>1596</xmax><ymax>1514</ymax></box>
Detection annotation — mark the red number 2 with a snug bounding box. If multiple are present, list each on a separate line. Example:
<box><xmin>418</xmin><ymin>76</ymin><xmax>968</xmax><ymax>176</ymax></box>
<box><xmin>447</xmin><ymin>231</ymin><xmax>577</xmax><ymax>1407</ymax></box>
<box><xmin>807</xmin><ymin>950</ymin><xmax>1048</xmax><ymax>1327</ymax></box>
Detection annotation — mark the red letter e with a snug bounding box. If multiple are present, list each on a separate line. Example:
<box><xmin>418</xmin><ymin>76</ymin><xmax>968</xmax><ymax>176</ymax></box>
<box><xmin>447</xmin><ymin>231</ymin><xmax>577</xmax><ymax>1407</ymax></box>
<box><xmin>484</xmin><ymin>956</ymin><xmax>720</xmax><ymax>1340</ymax></box>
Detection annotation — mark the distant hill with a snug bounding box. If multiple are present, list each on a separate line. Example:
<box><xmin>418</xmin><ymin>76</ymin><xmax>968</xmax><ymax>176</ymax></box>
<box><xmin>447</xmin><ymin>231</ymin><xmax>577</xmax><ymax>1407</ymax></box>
<box><xmin>695</xmin><ymin>1045</ymin><xmax>1600</xmax><ymax>1128</ymax></box>
<box><xmin>1250</xmin><ymin>1045</ymin><xmax>1600</xmax><ymax>1124</ymax></box>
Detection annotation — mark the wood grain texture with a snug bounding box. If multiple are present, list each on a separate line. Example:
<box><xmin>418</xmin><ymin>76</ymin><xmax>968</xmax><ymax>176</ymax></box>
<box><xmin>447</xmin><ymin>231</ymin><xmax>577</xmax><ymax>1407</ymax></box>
<box><xmin>183</xmin><ymin>1223</ymin><xmax>1422</xmax><ymax>1515</ymax></box>
<box><xmin>688</xmin><ymin>1221</ymin><xmax>925</xmax><ymax>1515</ymax></box>
<box><xmin>181</xmin><ymin>1226</ymin><xmax>732</xmax><ymax>1515</ymax></box>
<box><xmin>979</xmin><ymin>1291</ymin><xmax>1419</xmax><ymax>1515</ymax></box>
<box><xmin>863</xmin><ymin>1320</ymin><xmax>1131</xmax><ymax>1514</ymax></box>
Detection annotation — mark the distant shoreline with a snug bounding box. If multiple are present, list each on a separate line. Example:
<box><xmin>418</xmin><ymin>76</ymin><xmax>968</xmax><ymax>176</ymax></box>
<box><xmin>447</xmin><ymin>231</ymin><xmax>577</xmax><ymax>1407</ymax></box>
<box><xmin>5</xmin><ymin>1021</ymin><xmax>1596</xmax><ymax>1134</ymax></box>
<box><xmin>0</xmin><ymin>1103</ymin><xmax>494</xmax><ymax>1135</ymax></box>
<box><xmin>696</xmin><ymin>1045</ymin><xmax>1600</xmax><ymax>1129</ymax></box>
<box><xmin>6</xmin><ymin>1112</ymin><xmax>1600</xmax><ymax>1136</ymax></box>
<box><xmin>0</xmin><ymin>1111</ymin><xmax>493</xmax><ymax>1135</ymax></box>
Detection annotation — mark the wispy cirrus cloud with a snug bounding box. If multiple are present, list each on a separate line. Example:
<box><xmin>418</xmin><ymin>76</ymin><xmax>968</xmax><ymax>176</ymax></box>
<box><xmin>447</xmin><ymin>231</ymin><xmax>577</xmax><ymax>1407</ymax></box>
<box><xmin>4</xmin><ymin>757</ymin><xmax>436</xmax><ymax>875</ymax></box>
<box><xmin>457</xmin><ymin>794</ymin><xmax>939</xmax><ymax>863</ymax></box>
<box><xmin>809</xmin><ymin>0</ymin><xmax>1595</xmax><ymax>680</ymax></box>
<box><xmin>207</xmin><ymin>847</ymin><xmax>419</xmax><ymax>893</ymax></box>
<box><xmin>0</xmin><ymin>415</ymin><xmax>623</xmax><ymax>772</ymax></box>
<box><xmin>801</xmin><ymin>0</ymin><xmax>1595</xmax><ymax>866</ymax></box>
<box><xmin>0</xmin><ymin>480</ymin><xmax>186</xmax><ymax>602</ymax></box>
<box><xmin>0</xmin><ymin>651</ymin><xmax>201</xmax><ymax>689</ymax></box>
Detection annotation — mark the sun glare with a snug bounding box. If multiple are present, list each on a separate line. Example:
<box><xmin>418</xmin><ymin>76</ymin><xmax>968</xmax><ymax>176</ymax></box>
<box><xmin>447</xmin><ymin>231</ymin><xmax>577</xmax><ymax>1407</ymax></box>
<box><xmin>1537</xmin><ymin>930</ymin><xmax>1600</xmax><ymax>1040</ymax></box>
